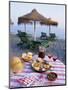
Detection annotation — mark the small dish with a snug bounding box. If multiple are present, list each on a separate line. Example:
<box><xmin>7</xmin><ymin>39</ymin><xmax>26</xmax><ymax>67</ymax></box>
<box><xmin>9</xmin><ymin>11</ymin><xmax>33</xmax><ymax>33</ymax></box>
<box><xmin>47</xmin><ymin>72</ymin><xmax>57</xmax><ymax>81</ymax></box>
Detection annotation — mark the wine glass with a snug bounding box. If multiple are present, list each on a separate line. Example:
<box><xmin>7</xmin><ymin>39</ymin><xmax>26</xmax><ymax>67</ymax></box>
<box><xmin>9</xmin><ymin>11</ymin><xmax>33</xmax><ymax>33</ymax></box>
<box><xmin>52</xmin><ymin>52</ymin><xmax>58</xmax><ymax>61</ymax></box>
<box><xmin>53</xmin><ymin>56</ymin><xmax>57</xmax><ymax>61</ymax></box>
<box><xmin>48</xmin><ymin>53</ymin><xmax>52</xmax><ymax>59</ymax></box>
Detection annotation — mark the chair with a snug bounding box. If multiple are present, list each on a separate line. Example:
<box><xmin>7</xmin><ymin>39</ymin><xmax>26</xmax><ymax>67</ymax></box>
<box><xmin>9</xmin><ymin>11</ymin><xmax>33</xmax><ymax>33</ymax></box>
<box><xmin>29</xmin><ymin>40</ymin><xmax>41</xmax><ymax>50</ymax></box>
<box><xmin>40</xmin><ymin>32</ymin><xmax>48</xmax><ymax>40</ymax></box>
<box><xmin>16</xmin><ymin>30</ymin><xmax>31</xmax><ymax>49</ymax></box>
<box><xmin>49</xmin><ymin>33</ymin><xmax>56</xmax><ymax>39</ymax></box>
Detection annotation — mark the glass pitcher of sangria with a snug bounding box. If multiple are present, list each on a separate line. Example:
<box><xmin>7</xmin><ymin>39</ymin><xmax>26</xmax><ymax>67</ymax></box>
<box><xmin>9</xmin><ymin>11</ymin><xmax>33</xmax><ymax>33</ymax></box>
<box><xmin>38</xmin><ymin>46</ymin><xmax>45</xmax><ymax>59</ymax></box>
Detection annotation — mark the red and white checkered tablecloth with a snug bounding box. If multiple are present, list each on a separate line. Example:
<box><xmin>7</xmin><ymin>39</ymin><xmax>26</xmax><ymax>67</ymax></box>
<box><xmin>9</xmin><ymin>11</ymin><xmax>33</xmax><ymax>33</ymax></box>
<box><xmin>10</xmin><ymin>55</ymin><xmax>65</xmax><ymax>88</ymax></box>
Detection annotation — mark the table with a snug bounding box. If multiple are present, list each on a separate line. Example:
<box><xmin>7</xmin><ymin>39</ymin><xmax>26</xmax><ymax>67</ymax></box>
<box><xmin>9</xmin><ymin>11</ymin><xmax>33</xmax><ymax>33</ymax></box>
<box><xmin>10</xmin><ymin>55</ymin><xmax>65</xmax><ymax>88</ymax></box>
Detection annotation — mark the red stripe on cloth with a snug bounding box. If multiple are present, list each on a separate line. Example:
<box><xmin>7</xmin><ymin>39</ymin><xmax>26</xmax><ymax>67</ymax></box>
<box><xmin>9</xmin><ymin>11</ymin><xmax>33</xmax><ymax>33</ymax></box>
<box><xmin>45</xmin><ymin>60</ymin><xmax>64</xmax><ymax>66</ymax></box>
<box><xmin>52</xmin><ymin>66</ymin><xmax>65</xmax><ymax>68</ymax></box>
<box><xmin>57</xmin><ymin>73</ymin><xmax>65</xmax><ymax>76</ymax></box>
<box><xmin>52</xmin><ymin>69</ymin><xmax>65</xmax><ymax>72</ymax></box>
<box><xmin>57</xmin><ymin>78</ymin><xmax>65</xmax><ymax>80</ymax></box>
<box><xmin>22</xmin><ymin>71</ymin><xmax>65</xmax><ymax>76</ymax></box>
<box><xmin>25</xmin><ymin>62</ymin><xmax>64</xmax><ymax>65</ymax></box>
<box><xmin>23</xmin><ymin>66</ymin><xmax>65</xmax><ymax>73</ymax></box>
<box><xmin>49</xmin><ymin>62</ymin><xmax>64</xmax><ymax>65</ymax></box>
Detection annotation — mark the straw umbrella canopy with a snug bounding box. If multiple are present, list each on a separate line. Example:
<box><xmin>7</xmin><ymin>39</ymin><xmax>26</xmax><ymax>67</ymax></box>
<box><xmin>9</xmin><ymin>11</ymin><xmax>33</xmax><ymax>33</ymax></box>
<box><xmin>18</xmin><ymin>9</ymin><xmax>48</xmax><ymax>41</ymax></box>
<box><xmin>40</xmin><ymin>18</ymin><xmax>58</xmax><ymax>35</ymax></box>
<box><xmin>18</xmin><ymin>18</ymin><xmax>32</xmax><ymax>32</ymax></box>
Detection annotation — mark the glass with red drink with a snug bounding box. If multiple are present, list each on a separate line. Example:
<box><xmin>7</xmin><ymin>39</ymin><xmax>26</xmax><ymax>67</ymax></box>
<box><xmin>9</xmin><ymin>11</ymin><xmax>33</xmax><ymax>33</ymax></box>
<box><xmin>53</xmin><ymin>56</ymin><xmax>57</xmax><ymax>61</ymax></box>
<box><xmin>48</xmin><ymin>54</ymin><xmax>52</xmax><ymax>59</ymax></box>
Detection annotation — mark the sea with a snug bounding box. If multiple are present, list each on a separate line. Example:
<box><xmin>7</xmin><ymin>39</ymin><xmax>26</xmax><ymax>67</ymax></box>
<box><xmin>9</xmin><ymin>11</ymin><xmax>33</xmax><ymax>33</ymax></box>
<box><xmin>10</xmin><ymin>24</ymin><xmax>65</xmax><ymax>40</ymax></box>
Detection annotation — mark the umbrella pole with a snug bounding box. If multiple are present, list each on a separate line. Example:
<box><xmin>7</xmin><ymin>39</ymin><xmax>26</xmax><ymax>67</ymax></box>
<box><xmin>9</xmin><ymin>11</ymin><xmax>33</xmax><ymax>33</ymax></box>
<box><xmin>34</xmin><ymin>21</ymin><xmax>36</xmax><ymax>41</ymax></box>
<box><xmin>24</xmin><ymin>23</ymin><xmax>26</xmax><ymax>32</ymax></box>
<box><xmin>49</xmin><ymin>25</ymin><xmax>51</xmax><ymax>36</ymax></box>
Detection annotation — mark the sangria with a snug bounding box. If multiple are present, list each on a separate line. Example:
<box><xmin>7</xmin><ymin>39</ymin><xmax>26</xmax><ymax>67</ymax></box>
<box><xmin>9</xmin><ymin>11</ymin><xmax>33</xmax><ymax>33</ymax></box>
<box><xmin>48</xmin><ymin>54</ymin><xmax>52</xmax><ymax>59</ymax></box>
<box><xmin>38</xmin><ymin>46</ymin><xmax>45</xmax><ymax>59</ymax></box>
<box><xmin>53</xmin><ymin>56</ymin><xmax>57</xmax><ymax>61</ymax></box>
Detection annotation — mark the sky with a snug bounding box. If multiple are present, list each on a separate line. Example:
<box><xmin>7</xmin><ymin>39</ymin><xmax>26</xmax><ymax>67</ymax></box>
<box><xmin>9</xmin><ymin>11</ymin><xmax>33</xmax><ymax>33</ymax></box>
<box><xmin>10</xmin><ymin>1</ymin><xmax>65</xmax><ymax>39</ymax></box>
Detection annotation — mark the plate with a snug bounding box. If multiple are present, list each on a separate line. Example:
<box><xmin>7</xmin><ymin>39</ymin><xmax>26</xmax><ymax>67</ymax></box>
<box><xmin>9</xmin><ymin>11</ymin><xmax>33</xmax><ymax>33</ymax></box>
<box><xmin>31</xmin><ymin>60</ymin><xmax>52</xmax><ymax>72</ymax></box>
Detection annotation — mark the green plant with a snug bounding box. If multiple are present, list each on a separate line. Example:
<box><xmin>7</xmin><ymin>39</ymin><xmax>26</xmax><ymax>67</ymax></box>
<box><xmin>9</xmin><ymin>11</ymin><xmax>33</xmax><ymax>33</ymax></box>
<box><xmin>29</xmin><ymin>40</ymin><xmax>41</xmax><ymax>50</ymax></box>
<box><xmin>17</xmin><ymin>31</ymin><xmax>29</xmax><ymax>43</ymax></box>
<box><xmin>17</xmin><ymin>30</ymin><xmax>31</xmax><ymax>49</ymax></box>
<box><xmin>41</xmin><ymin>40</ymin><xmax>49</xmax><ymax>48</ymax></box>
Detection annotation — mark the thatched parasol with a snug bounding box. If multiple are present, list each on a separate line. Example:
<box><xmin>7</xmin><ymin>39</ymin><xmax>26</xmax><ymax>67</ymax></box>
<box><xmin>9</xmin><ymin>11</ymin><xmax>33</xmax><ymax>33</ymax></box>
<box><xmin>18</xmin><ymin>9</ymin><xmax>48</xmax><ymax>41</ymax></box>
<box><xmin>40</xmin><ymin>18</ymin><xmax>58</xmax><ymax>35</ymax></box>
<box><xmin>18</xmin><ymin>19</ymin><xmax>32</xmax><ymax>32</ymax></box>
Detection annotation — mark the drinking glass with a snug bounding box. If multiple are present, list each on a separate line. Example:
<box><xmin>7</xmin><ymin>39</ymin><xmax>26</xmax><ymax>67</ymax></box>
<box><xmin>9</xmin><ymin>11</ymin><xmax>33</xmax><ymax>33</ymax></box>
<box><xmin>53</xmin><ymin>56</ymin><xmax>57</xmax><ymax>61</ymax></box>
<box><xmin>48</xmin><ymin>52</ymin><xmax>53</xmax><ymax>59</ymax></box>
